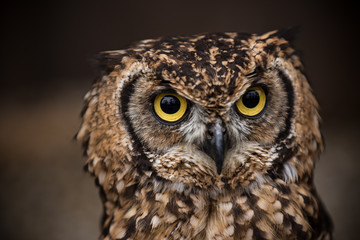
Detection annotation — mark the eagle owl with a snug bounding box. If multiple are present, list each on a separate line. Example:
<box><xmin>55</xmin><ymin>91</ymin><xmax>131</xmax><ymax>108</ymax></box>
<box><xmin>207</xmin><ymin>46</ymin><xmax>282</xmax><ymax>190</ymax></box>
<box><xmin>77</xmin><ymin>30</ymin><xmax>333</xmax><ymax>240</ymax></box>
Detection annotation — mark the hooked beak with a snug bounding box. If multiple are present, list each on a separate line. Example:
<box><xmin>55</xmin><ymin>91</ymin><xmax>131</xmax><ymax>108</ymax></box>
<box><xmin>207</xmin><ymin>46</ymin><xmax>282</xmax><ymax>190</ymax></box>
<box><xmin>202</xmin><ymin>122</ymin><xmax>227</xmax><ymax>174</ymax></box>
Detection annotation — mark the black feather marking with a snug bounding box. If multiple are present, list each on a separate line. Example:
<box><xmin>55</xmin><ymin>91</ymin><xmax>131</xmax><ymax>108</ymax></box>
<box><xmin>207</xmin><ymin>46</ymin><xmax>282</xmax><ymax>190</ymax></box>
<box><xmin>120</xmin><ymin>216</ymin><xmax>136</xmax><ymax>240</ymax></box>
<box><xmin>120</xmin><ymin>76</ymin><xmax>152</xmax><ymax>171</ymax></box>
<box><xmin>276</xmin><ymin>70</ymin><xmax>295</xmax><ymax>143</ymax></box>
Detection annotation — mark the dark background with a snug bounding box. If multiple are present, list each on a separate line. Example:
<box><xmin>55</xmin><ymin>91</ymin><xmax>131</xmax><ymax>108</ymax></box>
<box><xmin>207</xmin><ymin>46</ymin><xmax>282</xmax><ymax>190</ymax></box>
<box><xmin>1</xmin><ymin>1</ymin><xmax>359</xmax><ymax>239</ymax></box>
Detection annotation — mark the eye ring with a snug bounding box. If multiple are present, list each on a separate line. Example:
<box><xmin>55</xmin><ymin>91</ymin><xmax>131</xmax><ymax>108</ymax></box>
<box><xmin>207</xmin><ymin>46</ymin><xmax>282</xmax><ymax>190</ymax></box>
<box><xmin>153</xmin><ymin>93</ymin><xmax>188</xmax><ymax>124</ymax></box>
<box><xmin>236</xmin><ymin>86</ymin><xmax>267</xmax><ymax>118</ymax></box>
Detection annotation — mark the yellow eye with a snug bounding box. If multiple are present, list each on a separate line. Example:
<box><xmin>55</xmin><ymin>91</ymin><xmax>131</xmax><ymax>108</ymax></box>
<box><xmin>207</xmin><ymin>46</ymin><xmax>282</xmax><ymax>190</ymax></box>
<box><xmin>236</xmin><ymin>86</ymin><xmax>267</xmax><ymax>117</ymax></box>
<box><xmin>153</xmin><ymin>93</ymin><xmax>188</xmax><ymax>123</ymax></box>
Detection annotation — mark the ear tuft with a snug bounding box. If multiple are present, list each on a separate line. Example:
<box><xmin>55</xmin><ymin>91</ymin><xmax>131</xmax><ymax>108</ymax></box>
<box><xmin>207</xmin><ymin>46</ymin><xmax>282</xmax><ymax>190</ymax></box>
<box><xmin>272</xmin><ymin>25</ymin><xmax>301</xmax><ymax>43</ymax></box>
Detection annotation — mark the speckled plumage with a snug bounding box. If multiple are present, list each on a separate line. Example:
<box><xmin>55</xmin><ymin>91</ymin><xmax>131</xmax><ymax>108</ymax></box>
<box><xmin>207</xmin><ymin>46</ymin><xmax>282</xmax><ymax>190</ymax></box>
<box><xmin>77</xmin><ymin>30</ymin><xmax>333</xmax><ymax>240</ymax></box>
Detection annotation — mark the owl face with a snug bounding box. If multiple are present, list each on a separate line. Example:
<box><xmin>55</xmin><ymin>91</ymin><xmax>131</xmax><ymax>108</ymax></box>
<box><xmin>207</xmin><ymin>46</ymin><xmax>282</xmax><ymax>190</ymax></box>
<box><xmin>127</xmin><ymin>66</ymin><xmax>290</xmax><ymax>182</ymax></box>
<box><xmin>80</xmin><ymin>30</ymin><xmax>322</xmax><ymax>191</ymax></box>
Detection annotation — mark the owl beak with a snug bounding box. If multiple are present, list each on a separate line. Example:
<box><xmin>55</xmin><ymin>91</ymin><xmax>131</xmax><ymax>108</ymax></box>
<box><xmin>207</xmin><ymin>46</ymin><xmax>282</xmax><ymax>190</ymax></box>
<box><xmin>203</xmin><ymin>122</ymin><xmax>227</xmax><ymax>174</ymax></box>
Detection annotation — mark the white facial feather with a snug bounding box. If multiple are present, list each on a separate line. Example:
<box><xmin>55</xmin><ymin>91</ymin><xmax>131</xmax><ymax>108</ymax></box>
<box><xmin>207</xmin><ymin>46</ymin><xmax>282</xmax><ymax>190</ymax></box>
<box><xmin>179</xmin><ymin>104</ymin><xmax>207</xmax><ymax>145</ymax></box>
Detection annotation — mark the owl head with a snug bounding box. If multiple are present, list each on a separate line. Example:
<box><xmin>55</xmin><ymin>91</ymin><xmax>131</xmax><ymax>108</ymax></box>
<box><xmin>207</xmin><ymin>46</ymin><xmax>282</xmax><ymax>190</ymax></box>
<box><xmin>77</xmin><ymin>30</ymin><xmax>322</xmax><ymax>193</ymax></box>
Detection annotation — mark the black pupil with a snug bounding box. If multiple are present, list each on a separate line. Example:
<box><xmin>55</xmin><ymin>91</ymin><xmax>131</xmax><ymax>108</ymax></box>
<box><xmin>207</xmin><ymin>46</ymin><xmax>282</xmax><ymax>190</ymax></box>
<box><xmin>160</xmin><ymin>95</ymin><xmax>181</xmax><ymax>114</ymax></box>
<box><xmin>242</xmin><ymin>90</ymin><xmax>260</xmax><ymax>108</ymax></box>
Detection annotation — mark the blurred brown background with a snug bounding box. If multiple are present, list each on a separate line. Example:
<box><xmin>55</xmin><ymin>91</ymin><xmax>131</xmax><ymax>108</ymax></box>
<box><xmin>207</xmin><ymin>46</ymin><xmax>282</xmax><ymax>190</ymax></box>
<box><xmin>1</xmin><ymin>1</ymin><xmax>359</xmax><ymax>239</ymax></box>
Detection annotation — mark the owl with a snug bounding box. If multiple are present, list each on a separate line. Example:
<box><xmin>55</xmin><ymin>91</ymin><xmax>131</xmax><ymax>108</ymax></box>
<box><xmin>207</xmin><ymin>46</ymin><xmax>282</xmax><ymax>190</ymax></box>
<box><xmin>76</xmin><ymin>29</ymin><xmax>333</xmax><ymax>240</ymax></box>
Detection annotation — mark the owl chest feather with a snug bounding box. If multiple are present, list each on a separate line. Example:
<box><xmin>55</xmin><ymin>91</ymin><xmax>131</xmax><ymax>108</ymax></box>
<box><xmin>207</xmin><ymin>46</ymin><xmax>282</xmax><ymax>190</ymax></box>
<box><xmin>101</xmin><ymin>171</ymin><xmax>322</xmax><ymax>240</ymax></box>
